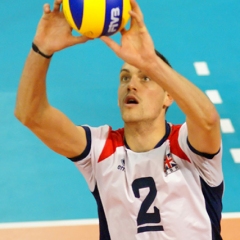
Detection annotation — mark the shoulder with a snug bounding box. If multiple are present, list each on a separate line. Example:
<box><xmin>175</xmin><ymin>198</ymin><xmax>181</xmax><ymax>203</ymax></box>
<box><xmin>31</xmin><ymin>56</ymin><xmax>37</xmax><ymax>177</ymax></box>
<box><xmin>167</xmin><ymin>122</ymin><xmax>187</xmax><ymax>148</ymax></box>
<box><xmin>167</xmin><ymin>122</ymin><xmax>223</xmax><ymax>186</ymax></box>
<box><xmin>97</xmin><ymin>127</ymin><xmax>125</xmax><ymax>163</ymax></box>
<box><xmin>82</xmin><ymin>125</ymin><xmax>124</xmax><ymax>141</ymax></box>
<box><xmin>80</xmin><ymin>125</ymin><xmax>125</xmax><ymax>163</ymax></box>
<box><xmin>167</xmin><ymin>122</ymin><xmax>191</xmax><ymax>162</ymax></box>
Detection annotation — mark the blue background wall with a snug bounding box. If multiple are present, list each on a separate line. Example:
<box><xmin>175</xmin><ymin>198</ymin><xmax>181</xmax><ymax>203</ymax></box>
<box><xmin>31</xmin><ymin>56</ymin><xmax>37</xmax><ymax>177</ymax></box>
<box><xmin>0</xmin><ymin>0</ymin><xmax>239</xmax><ymax>223</ymax></box>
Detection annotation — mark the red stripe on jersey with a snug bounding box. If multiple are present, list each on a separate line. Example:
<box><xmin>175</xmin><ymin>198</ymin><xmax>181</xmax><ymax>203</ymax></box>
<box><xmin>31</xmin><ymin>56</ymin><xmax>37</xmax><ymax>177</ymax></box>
<box><xmin>168</xmin><ymin>124</ymin><xmax>191</xmax><ymax>163</ymax></box>
<box><xmin>98</xmin><ymin>127</ymin><xmax>125</xmax><ymax>163</ymax></box>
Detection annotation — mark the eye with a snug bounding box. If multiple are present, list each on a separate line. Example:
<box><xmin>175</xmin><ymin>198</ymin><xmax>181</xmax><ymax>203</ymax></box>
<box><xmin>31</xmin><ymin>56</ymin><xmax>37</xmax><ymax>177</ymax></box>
<box><xmin>120</xmin><ymin>75</ymin><xmax>131</xmax><ymax>82</ymax></box>
<box><xmin>142</xmin><ymin>76</ymin><xmax>150</xmax><ymax>82</ymax></box>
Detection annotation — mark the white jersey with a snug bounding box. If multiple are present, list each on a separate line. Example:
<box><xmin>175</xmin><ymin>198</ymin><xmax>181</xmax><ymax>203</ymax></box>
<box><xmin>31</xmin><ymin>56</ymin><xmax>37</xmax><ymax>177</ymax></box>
<box><xmin>69</xmin><ymin>122</ymin><xmax>223</xmax><ymax>240</ymax></box>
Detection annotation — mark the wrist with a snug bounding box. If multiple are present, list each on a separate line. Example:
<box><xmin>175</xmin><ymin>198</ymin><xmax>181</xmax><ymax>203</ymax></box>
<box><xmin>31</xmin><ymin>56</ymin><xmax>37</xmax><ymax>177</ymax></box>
<box><xmin>32</xmin><ymin>42</ymin><xmax>53</xmax><ymax>59</ymax></box>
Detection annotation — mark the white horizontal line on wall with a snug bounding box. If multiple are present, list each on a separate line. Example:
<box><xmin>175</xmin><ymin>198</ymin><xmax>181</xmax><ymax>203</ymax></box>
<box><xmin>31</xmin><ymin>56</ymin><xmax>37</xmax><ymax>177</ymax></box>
<box><xmin>1</xmin><ymin>213</ymin><xmax>240</xmax><ymax>229</ymax></box>
<box><xmin>222</xmin><ymin>212</ymin><xmax>240</xmax><ymax>219</ymax></box>
<box><xmin>0</xmin><ymin>219</ymin><xmax>99</xmax><ymax>229</ymax></box>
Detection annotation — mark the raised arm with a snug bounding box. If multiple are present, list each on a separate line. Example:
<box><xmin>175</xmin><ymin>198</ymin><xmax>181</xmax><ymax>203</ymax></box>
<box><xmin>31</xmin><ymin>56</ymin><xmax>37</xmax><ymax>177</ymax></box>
<box><xmin>15</xmin><ymin>0</ymin><xmax>91</xmax><ymax>158</ymax></box>
<box><xmin>101</xmin><ymin>0</ymin><xmax>221</xmax><ymax>155</ymax></box>
<box><xmin>146</xmin><ymin>62</ymin><xmax>221</xmax><ymax>155</ymax></box>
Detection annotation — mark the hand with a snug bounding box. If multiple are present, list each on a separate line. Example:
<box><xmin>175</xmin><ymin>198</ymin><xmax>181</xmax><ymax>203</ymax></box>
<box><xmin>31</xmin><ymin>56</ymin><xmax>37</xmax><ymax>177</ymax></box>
<box><xmin>33</xmin><ymin>0</ymin><xmax>91</xmax><ymax>56</ymax></box>
<box><xmin>100</xmin><ymin>0</ymin><xmax>157</xmax><ymax>70</ymax></box>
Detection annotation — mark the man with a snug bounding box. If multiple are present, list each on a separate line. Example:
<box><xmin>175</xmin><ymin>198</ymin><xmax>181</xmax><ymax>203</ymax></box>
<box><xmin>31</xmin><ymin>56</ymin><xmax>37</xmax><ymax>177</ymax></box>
<box><xmin>15</xmin><ymin>0</ymin><xmax>223</xmax><ymax>239</ymax></box>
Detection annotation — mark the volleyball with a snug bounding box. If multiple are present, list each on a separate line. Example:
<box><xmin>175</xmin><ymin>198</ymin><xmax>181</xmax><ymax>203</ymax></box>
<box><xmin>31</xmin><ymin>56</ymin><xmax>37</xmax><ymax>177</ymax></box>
<box><xmin>62</xmin><ymin>0</ymin><xmax>131</xmax><ymax>38</ymax></box>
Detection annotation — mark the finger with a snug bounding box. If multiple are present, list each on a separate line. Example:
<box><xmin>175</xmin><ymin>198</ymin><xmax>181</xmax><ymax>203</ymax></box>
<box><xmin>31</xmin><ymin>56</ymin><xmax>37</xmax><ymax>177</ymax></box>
<box><xmin>128</xmin><ymin>0</ymin><xmax>146</xmax><ymax>30</ymax></box>
<box><xmin>129</xmin><ymin>10</ymin><xmax>145</xmax><ymax>30</ymax></box>
<box><xmin>76</xmin><ymin>35</ymin><xmax>94</xmax><ymax>43</ymax></box>
<box><xmin>53</xmin><ymin>0</ymin><xmax>62</xmax><ymax>12</ymax></box>
<box><xmin>130</xmin><ymin>0</ymin><xmax>144</xmax><ymax>19</ymax></box>
<box><xmin>43</xmin><ymin>3</ymin><xmax>51</xmax><ymax>14</ymax></box>
<box><xmin>100</xmin><ymin>36</ymin><xmax>120</xmax><ymax>54</ymax></box>
<box><xmin>69</xmin><ymin>35</ymin><xmax>94</xmax><ymax>46</ymax></box>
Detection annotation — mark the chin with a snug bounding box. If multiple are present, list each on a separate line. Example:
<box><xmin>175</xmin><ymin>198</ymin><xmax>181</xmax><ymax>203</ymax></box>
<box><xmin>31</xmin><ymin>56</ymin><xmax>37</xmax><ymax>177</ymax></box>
<box><xmin>122</xmin><ymin>114</ymin><xmax>141</xmax><ymax>123</ymax></box>
<box><xmin>121</xmin><ymin>108</ymin><xmax>144</xmax><ymax>123</ymax></box>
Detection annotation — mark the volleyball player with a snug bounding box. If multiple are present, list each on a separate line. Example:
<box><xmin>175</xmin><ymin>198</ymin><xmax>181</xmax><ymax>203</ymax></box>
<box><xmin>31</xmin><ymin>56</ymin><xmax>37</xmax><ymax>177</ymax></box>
<box><xmin>15</xmin><ymin>0</ymin><xmax>223</xmax><ymax>239</ymax></box>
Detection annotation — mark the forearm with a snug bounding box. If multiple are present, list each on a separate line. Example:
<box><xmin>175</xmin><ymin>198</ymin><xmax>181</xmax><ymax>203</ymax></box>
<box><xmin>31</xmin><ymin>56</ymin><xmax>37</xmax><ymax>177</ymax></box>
<box><xmin>144</xmin><ymin>57</ymin><xmax>221</xmax><ymax>153</ymax></box>
<box><xmin>145</xmin><ymin>58</ymin><xmax>219</xmax><ymax>127</ymax></box>
<box><xmin>15</xmin><ymin>49</ymin><xmax>51</xmax><ymax>126</ymax></box>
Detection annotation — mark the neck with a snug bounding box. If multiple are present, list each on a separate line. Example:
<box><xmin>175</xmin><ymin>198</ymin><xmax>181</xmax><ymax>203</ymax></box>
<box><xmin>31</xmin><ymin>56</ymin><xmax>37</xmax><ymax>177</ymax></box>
<box><xmin>124</xmin><ymin>119</ymin><xmax>167</xmax><ymax>152</ymax></box>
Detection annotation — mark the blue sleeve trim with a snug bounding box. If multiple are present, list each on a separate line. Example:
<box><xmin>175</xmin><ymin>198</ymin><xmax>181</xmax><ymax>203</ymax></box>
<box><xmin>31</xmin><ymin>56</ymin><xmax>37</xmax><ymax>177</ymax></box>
<box><xmin>187</xmin><ymin>138</ymin><xmax>220</xmax><ymax>159</ymax></box>
<box><xmin>92</xmin><ymin>185</ymin><xmax>111</xmax><ymax>240</ymax></box>
<box><xmin>200</xmin><ymin>177</ymin><xmax>223</xmax><ymax>240</ymax></box>
<box><xmin>68</xmin><ymin>126</ymin><xmax>92</xmax><ymax>162</ymax></box>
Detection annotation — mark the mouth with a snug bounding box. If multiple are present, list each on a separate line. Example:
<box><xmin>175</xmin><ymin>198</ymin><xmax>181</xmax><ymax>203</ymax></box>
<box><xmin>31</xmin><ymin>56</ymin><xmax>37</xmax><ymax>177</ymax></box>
<box><xmin>124</xmin><ymin>95</ymin><xmax>139</xmax><ymax>105</ymax></box>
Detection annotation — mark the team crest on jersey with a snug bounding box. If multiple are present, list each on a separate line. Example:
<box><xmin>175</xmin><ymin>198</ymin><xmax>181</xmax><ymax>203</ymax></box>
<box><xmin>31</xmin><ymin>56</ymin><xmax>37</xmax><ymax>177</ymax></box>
<box><xmin>164</xmin><ymin>152</ymin><xmax>179</xmax><ymax>176</ymax></box>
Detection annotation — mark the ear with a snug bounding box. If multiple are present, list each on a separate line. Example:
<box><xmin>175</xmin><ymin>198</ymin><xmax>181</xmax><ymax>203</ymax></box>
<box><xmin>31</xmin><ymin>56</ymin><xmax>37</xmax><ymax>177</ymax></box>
<box><xmin>163</xmin><ymin>91</ymin><xmax>174</xmax><ymax>108</ymax></box>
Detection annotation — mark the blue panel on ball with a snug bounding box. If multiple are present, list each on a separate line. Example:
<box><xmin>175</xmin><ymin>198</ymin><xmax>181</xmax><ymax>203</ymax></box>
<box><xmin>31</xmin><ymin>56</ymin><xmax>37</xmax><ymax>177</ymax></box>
<box><xmin>101</xmin><ymin>0</ymin><xmax>123</xmax><ymax>36</ymax></box>
<box><xmin>69</xmin><ymin>0</ymin><xmax>84</xmax><ymax>29</ymax></box>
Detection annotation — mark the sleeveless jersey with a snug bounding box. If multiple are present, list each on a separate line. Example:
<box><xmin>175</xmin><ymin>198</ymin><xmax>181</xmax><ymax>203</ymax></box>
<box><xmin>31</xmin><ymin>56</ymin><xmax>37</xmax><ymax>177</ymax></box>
<box><xmin>69</xmin><ymin>122</ymin><xmax>223</xmax><ymax>240</ymax></box>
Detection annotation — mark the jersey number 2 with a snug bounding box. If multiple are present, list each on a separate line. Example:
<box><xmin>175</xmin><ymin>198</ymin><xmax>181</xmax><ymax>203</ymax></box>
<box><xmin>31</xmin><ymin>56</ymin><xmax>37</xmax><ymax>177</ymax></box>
<box><xmin>132</xmin><ymin>177</ymin><xmax>164</xmax><ymax>233</ymax></box>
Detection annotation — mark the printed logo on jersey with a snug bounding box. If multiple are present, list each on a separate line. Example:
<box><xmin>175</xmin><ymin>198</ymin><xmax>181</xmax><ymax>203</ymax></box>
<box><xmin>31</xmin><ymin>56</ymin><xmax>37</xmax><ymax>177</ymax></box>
<box><xmin>164</xmin><ymin>152</ymin><xmax>179</xmax><ymax>176</ymax></box>
<box><xmin>117</xmin><ymin>159</ymin><xmax>125</xmax><ymax>171</ymax></box>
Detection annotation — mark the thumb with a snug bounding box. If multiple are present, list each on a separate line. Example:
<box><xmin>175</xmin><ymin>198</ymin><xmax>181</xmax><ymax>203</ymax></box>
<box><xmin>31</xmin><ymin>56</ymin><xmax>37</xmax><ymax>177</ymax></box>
<box><xmin>70</xmin><ymin>35</ymin><xmax>94</xmax><ymax>45</ymax></box>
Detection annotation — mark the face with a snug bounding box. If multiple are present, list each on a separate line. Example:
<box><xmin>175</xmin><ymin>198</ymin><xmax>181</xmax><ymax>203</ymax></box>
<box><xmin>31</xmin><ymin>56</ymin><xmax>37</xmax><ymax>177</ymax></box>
<box><xmin>118</xmin><ymin>63</ymin><xmax>172</xmax><ymax>124</ymax></box>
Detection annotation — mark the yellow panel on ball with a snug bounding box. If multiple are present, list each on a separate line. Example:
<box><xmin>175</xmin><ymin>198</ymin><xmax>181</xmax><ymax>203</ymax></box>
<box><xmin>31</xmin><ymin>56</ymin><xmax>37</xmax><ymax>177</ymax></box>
<box><xmin>80</xmin><ymin>0</ymin><xmax>106</xmax><ymax>38</ymax></box>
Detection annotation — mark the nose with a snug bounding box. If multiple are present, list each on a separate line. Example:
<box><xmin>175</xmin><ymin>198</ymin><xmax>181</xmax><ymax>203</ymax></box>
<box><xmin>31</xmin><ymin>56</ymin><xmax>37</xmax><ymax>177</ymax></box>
<box><xmin>127</xmin><ymin>76</ymin><xmax>138</xmax><ymax>92</ymax></box>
